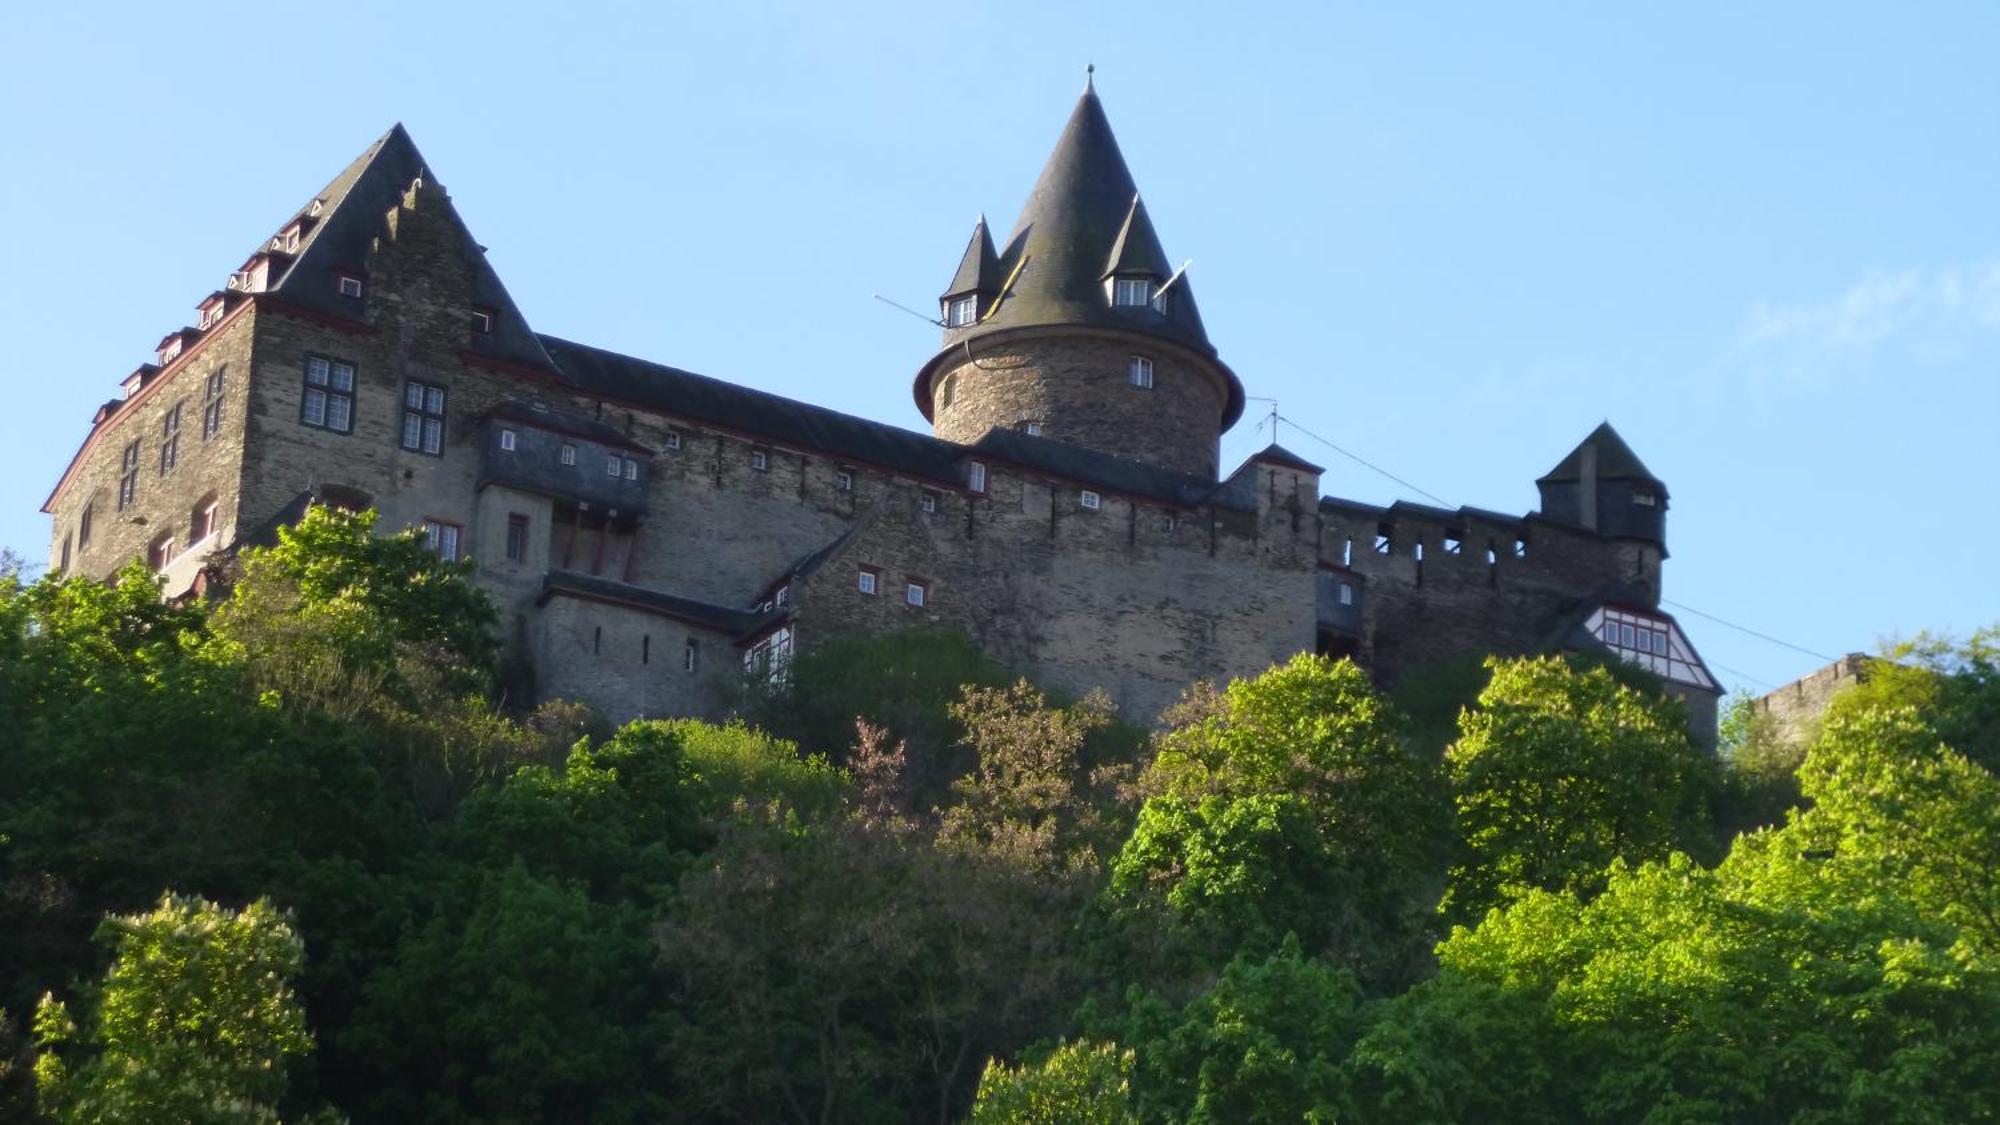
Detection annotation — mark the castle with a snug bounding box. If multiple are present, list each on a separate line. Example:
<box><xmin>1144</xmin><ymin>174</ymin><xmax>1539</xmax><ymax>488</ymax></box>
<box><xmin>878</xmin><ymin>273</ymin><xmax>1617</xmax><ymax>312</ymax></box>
<box><xmin>39</xmin><ymin>79</ymin><xmax>1722</xmax><ymax>739</ymax></box>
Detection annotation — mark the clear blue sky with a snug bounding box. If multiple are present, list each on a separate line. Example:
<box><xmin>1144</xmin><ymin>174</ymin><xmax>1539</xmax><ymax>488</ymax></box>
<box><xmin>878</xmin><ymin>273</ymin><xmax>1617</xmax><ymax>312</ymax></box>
<box><xmin>4</xmin><ymin>3</ymin><xmax>1996</xmax><ymax>696</ymax></box>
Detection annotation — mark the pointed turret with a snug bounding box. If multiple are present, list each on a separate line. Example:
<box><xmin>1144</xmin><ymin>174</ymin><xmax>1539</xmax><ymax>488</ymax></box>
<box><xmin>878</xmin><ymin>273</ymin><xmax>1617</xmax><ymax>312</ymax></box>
<box><xmin>912</xmin><ymin>77</ymin><xmax>1244</xmax><ymax>480</ymax></box>
<box><xmin>1537</xmin><ymin>422</ymin><xmax>1668</xmax><ymax>547</ymax></box>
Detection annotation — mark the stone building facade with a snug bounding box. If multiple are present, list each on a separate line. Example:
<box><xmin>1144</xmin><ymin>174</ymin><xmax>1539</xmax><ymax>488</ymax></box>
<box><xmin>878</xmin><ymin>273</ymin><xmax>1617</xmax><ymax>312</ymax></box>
<box><xmin>41</xmin><ymin>80</ymin><xmax>1721</xmax><ymax>737</ymax></box>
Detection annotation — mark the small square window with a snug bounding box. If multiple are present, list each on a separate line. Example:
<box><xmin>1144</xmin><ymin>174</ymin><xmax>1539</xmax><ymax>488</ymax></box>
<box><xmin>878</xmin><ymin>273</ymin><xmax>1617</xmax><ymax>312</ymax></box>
<box><xmin>920</xmin><ymin>491</ymin><xmax>937</xmax><ymax>514</ymax></box>
<box><xmin>968</xmin><ymin>462</ymin><xmax>987</xmax><ymax>493</ymax></box>
<box><xmin>858</xmin><ymin>568</ymin><xmax>878</xmax><ymax>595</ymax></box>
<box><xmin>606</xmin><ymin>455</ymin><xmax>622</xmax><ymax>477</ymax></box>
<box><xmin>664</xmin><ymin>430</ymin><xmax>682</xmax><ymax>451</ymax></box>
<box><xmin>1079</xmin><ymin>490</ymin><xmax>1101</xmax><ymax>511</ymax></box>
<box><xmin>906</xmin><ymin>581</ymin><xmax>927</xmax><ymax>608</ymax></box>
<box><xmin>945</xmin><ymin>294</ymin><xmax>977</xmax><ymax>327</ymax></box>
<box><xmin>499</xmin><ymin>428</ymin><xmax>516</xmax><ymax>451</ymax></box>
<box><xmin>560</xmin><ymin>443</ymin><xmax>576</xmax><ymax>466</ymax></box>
<box><xmin>623</xmin><ymin>457</ymin><xmax>638</xmax><ymax>481</ymax></box>
<box><xmin>1112</xmin><ymin>277</ymin><xmax>1153</xmax><ymax>307</ymax></box>
<box><xmin>471</xmin><ymin>310</ymin><xmax>493</xmax><ymax>334</ymax></box>
<box><xmin>750</xmin><ymin>449</ymin><xmax>769</xmax><ymax>472</ymax></box>
<box><xmin>1024</xmin><ymin>421</ymin><xmax>1043</xmax><ymax>436</ymax></box>
<box><xmin>336</xmin><ymin>274</ymin><xmax>364</xmax><ymax>299</ymax></box>
<box><xmin>835</xmin><ymin>469</ymin><xmax>853</xmax><ymax>492</ymax></box>
<box><xmin>1129</xmin><ymin>356</ymin><xmax>1154</xmax><ymax>389</ymax></box>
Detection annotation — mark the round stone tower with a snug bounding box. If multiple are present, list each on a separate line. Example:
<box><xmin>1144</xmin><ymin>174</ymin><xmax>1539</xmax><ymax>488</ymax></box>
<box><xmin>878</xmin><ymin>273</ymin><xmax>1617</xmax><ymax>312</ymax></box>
<box><xmin>911</xmin><ymin>77</ymin><xmax>1244</xmax><ymax>480</ymax></box>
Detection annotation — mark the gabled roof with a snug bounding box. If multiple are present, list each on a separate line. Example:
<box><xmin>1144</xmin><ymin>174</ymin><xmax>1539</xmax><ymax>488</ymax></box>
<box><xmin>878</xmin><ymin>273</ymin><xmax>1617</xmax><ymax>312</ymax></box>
<box><xmin>941</xmin><ymin>215</ymin><xmax>1000</xmax><ymax>299</ymax></box>
<box><xmin>539</xmin><ymin>570</ymin><xmax>775</xmax><ymax>638</ymax></box>
<box><xmin>1538</xmin><ymin>422</ymin><xmax>1663</xmax><ymax>486</ymax></box>
<box><xmin>1102</xmin><ymin>195</ymin><xmax>1172</xmax><ymax>280</ymax></box>
<box><xmin>263</xmin><ymin>124</ymin><xmax>555</xmax><ymax>374</ymax></box>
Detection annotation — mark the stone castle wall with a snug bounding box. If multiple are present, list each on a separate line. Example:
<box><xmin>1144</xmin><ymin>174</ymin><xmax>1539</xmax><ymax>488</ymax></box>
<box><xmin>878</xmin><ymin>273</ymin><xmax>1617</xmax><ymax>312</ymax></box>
<box><xmin>927</xmin><ymin>331</ymin><xmax>1228</xmax><ymax>478</ymax></box>
<box><xmin>1752</xmin><ymin>654</ymin><xmax>1871</xmax><ymax>750</ymax></box>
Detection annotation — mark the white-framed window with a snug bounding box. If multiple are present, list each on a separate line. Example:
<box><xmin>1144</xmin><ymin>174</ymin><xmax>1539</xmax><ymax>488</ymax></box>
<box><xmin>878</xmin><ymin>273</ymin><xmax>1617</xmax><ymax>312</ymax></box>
<box><xmin>148</xmin><ymin>534</ymin><xmax>175</xmax><ymax>573</ymax></box>
<box><xmin>1128</xmin><ymin>355</ymin><xmax>1154</xmax><ymax>389</ymax></box>
<box><xmin>920</xmin><ymin>491</ymin><xmax>937</xmax><ymax>514</ymax></box>
<box><xmin>400</xmin><ymin>380</ymin><xmax>447</xmax><ymax>455</ymax></box>
<box><xmin>281</xmin><ymin>224</ymin><xmax>302</xmax><ymax>253</ymax></box>
<box><xmin>198</xmin><ymin>301</ymin><xmax>225</xmax><ymax>330</ymax></box>
<box><xmin>945</xmin><ymin>294</ymin><xmax>978</xmax><ymax>326</ymax></box>
<box><xmin>336</xmin><ymin>273</ymin><xmax>364</xmax><ymax>299</ymax></box>
<box><xmin>560</xmin><ymin>443</ymin><xmax>577</xmax><ymax>466</ymax></box>
<box><xmin>301</xmin><ymin>355</ymin><xmax>355</xmax><ymax>433</ymax></box>
<box><xmin>835</xmin><ymin>469</ymin><xmax>854</xmax><ymax>492</ymax></box>
<box><xmin>191</xmin><ymin>498</ymin><xmax>218</xmax><ymax>544</ymax></box>
<box><xmin>858</xmin><ymin>567</ymin><xmax>878</xmax><ymax>595</ymax></box>
<box><xmin>905</xmin><ymin>580</ymin><xmax>928</xmax><ymax>607</ymax></box>
<box><xmin>742</xmin><ymin>626</ymin><xmax>793</xmax><ymax>681</ymax></box>
<box><xmin>499</xmin><ymin>428</ymin><xmax>517</xmax><ymax>451</ymax></box>
<box><xmin>968</xmin><ymin>461</ymin><xmax>987</xmax><ymax>493</ymax></box>
<box><xmin>1024</xmin><ymin>421</ymin><xmax>1043</xmax><ymax>436</ymax></box>
<box><xmin>1633</xmin><ymin>490</ymin><xmax>1658</xmax><ymax>507</ymax></box>
<box><xmin>422</xmin><ymin>519</ymin><xmax>462</xmax><ymax>561</ymax></box>
<box><xmin>471</xmin><ymin>310</ymin><xmax>493</xmax><ymax>334</ymax></box>
<box><xmin>606</xmin><ymin>455</ymin><xmax>622</xmax><ymax>477</ymax></box>
<box><xmin>750</xmin><ymin>449</ymin><xmax>769</xmax><ymax>472</ymax></box>
<box><xmin>1080</xmin><ymin>490</ymin><xmax>1102</xmax><ymax>511</ymax></box>
<box><xmin>1338</xmin><ymin>582</ymin><xmax>1354</xmax><ymax>606</ymax></box>
<box><xmin>664</xmin><ymin>430</ymin><xmax>682</xmax><ymax>451</ymax></box>
<box><xmin>775</xmin><ymin>586</ymin><xmax>789</xmax><ymax>608</ymax></box>
<box><xmin>159</xmin><ymin>336</ymin><xmax>184</xmax><ymax>364</ymax></box>
<box><xmin>1112</xmin><ymin>277</ymin><xmax>1153</xmax><ymax>307</ymax></box>
<box><xmin>623</xmin><ymin>457</ymin><xmax>638</xmax><ymax>481</ymax></box>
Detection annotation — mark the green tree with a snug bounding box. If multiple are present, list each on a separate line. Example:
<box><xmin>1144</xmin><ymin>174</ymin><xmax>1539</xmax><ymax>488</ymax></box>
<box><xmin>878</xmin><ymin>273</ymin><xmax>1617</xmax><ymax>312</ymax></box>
<box><xmin>1443</xmin><ymin>656</ymin><xmax>1711</xmax><ymax>924</ymax></box>
<box><xmin>971</xmin><ymin>1040</ymin><xmax>1134</xmax><ymax>1125</ymax></box>
<box><xmin>33</xmin><ymin>894</ymin><xmax>321</xmax><ymax>1124</ymax></box>
<box><xmin>1826</xmin><ymin>627</ymin><xmax>2000</xmax><ymax>772</ymax></box>
<box><xmin>1104</xmin><ymin>655</ymin><xmax>1440</xmax><ymax>986</ymax></box>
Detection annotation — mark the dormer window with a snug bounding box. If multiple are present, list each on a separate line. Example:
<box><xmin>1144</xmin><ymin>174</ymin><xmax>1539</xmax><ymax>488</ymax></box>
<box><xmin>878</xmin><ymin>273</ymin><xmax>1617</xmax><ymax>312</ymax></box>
<box><xmin>1633</xmin><ymin>490</ymin><xmax>1658</xmax><ymax>507</ymax></box>
<box><xmin>471</xmin><ymin>309</ymin><xmax>494</xmax><ymax>334</ymax></box>
<box><xmin>198</xmin><ymin>301</ymin><xmax>226</xmax><ymax>330</ymax></box>
<box><xmin>945</xmin><ymin>295</ymin><xmax>978</xmax><ymax>327</ymax></box>
<box><xmin>968</xmin><ymin>461</ymin><xmax>987</xmax><ymax>493</ymax></box>
<box><xmin>280</xmin><ymin>224</ymin><xmax>303</xmax><ymax>253</ymax></box>
<box><xmin>1112</xmin><ymin>277</ymin><xmax>1153</xmax><ymax>307</ymax></box>
<box><xmin>336</xmin><ymin>273</ymin><xmax>364</xmax><ymax>299</ymax></box>
<box><xmin>158</xmin><ymin>337</ymin><xmax>184</xmax><ymax>365</ymax></box>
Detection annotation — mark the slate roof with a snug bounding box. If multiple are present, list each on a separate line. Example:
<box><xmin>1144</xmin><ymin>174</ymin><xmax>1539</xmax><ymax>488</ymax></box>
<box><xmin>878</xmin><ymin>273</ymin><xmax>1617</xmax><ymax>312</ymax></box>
<box><xmin>1537</xmin><ymin>422</ymin><xmax>1663</xmax><ymax>486</ymax></box>
<box><xmin>942</xmin><ymin>216</ymin><xmax>1000</xmax><ymax>300</ymax></box>
<box><xmin>921</xmin><ymin>81</ymin><xmax>1240</xmax><ymax>426</ymax></box>
<box><xmin>539</xmin><ymin>570</ymin><xmax>774</xmax><ymax>637</ymax></box>
<box><xmin>484</xmin><ymin>400</ymin><xmax>651</xmax><ymax>453</ymax></box>
<box><xmin>259</xmin><ymin>125</ymin><xmax>555</xmax><ymax>374</ymax></box>
<box><xmin>970</xmin><ymin>427</ymin><xmax>1253</xmax><ymax>511</ymax></box>
<box><xmin>1246</xmin><ymin>443</ymin><xmax>1325</xmax><ymax>474</ymax></box>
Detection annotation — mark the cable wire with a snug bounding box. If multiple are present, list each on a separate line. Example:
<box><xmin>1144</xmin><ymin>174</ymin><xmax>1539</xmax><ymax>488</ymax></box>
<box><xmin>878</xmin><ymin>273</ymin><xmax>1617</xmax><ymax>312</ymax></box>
<box><xmin>1660</xmin><ymin>599</ymin><xmax>1838</xmax><ymax>665</ymax></box>
<box><xmin>1274</xmin><ymin>415</ymin><xmax>1455</xmax><ymax>508</ymax></box>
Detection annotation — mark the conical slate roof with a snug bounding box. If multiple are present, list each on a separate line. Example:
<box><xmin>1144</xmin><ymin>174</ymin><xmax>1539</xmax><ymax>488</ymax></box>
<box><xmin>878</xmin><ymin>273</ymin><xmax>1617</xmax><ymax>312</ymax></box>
<box><xmin>939</xmin><ymin>82</ymin><xmax>1215</xmax><ymax>356</ymax></box>
<box><xmin>1538</xmin><ymin>422</ymin><xmax>1663</xmax><ymax>486</ymax></box>
<box><xmin>941</xmin><ymin>215</ymin><xmax>1000</xmax><ymax>300</ymax></box>
<box><xmin>263</xmin><ymin>124</ymin><xmax>555</xmax><ymax>373</ymax></box>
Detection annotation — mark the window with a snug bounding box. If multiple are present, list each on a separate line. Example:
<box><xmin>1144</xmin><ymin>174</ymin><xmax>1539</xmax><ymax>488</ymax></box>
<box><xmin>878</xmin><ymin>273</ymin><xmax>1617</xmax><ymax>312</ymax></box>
<box><xmin>1112</xmin><ymin>277</ymin><xmax>1153</xmax><ymax>307</ymax></box>
<box><xmin>471</xmin><ymin>309</ymin><xmax>493</xmax><ymax>334</ymax></box>
<box><xmin>905</xmin><ymin>580</ymin><xmax>928</xmax><ymax>608</ymax></box>
<box><xmin>664</xmin><ymin>430</ymin><xmax>682</xmax><ymax>451</ymax></box>
<box><xmin>1339</xmin><ymin>582</ymin><xmax>1355</xmax><ymax>606</ymax></box>
<box><xmin>505</xmin><ymin>513</ymin><xmax>528</xmax><ymax>562</ymax></box>
<box><xmin>560</xmin><ymin>443</ymin><xmax>577</xmax><ymax>466</ymax></box>
<box><xmin>191</xmin><ymin>499</ymin><xmax>218</xmax><ymax>543</ymax></box>
<box><xmin>301</xmin><ymin>356</ymin><xmax>355</xmax><ymax>433</ymax></box>
<box><xmin>968</xmin><ymin>461</ymin><xmax>987</xmax><ymax>493</ymax></box>
<box><xmin>774</xmin><ymin>586</ymin><xmax>789</xmax><ymax>608</ymax></box>
<box><xmin>158</xmin><ymin>402</ymin><xmax>182</xmax><ymax>475</ymax></box>
<box><xmin>683</xmin><ymin>639</ymin><xmax>699</xmax><ymax>673</ymax></box>
<box><xmin>1633</xmin><ymin>491</ymin><xmax>1658</xmax><ymax>507</ymax></box>
<box><xmin>118</xmin><ymin>440</ymin><xmax>141</xmax><ymax>510</ymax></box>
<box><xmin>1024</xmin><ymin>421</ymin><xmax>1042</xmax><ymax>436</ymax></box>
<box><xmin>1079</xmin><ymin>490</ymin><xmax>1101</xmax><ymax>511</ymax></box>
<box><xmin>201</xmin><ymin>367</ymin><xmax>225</xmax><ymax>439</ymax></box>
<box><xmin>642</xmin><ymin>635</ymin><xmax>651</xmax><ymax>664</ymax></box>
<box><xmin>742</xmin><ymin>626</ymin><xmax>794</xmax><ymax>681</ymax></box>
<box><xmin>858</xmin><ymin>567</ymin><xmax>878</xmax><ymax>595</ymax></box>
<box><xmin>606</xmin><ymin>455</ymin><xmax>622</xmax><ymax>477</ymax></box>
<box><xmin>939</xmin><ymin>374</ymin><xmax>957</xmax><ymax>409</ymax></box>
<box><xmin>1163</xmin><ymin>513</ymin><xmax>1179</xmax><ymax>532</ymax></box>
<box><xmin>945</xmin><ymin>294</ymin><xmax>977</xmax><ymax>326</ymax></box>
<box><xmin>623</xmin><ymin>457</ymin><xmax>638</xmax><ymax>481</ymax></box>
<box><xmin>593</xmin><ymin>625</ymin><xmax>602</xmax><ymax>655</ymax></box>
<box><xmin>336</xmin><ymin>273</ymin><xmax>364</xmax><ymax>299</ymax></box>
<box><xmin>281</xmin><ymin>223</ymin><xmax>302</xmax><ymax>253</ymax></box>
<box><xmin>59</xmin><ymin>534</ymin><xmax>71</xmax><ymax>574</ymax></box>
<box><xmin>199</xmin><ymin>301</ymin><xmax>225</xmax><ymax>330</ymax></box>
<box><xmin>1128</xmin><ymin>356</ymin><xmax>1154</xmax><ymax>389</ymax></box>
<box><xmin>750</xmin><ymin>449</ymin><xmax>769</xmax><ymax>472</ymax></box>
<box><xmin>835</xmin><ymin>469</ymin><xmax>853</xmax><ymax>492</ymax></box>
<box><xmin>422</xmin><ymin>519</ymin><xmax>461</xmax><ymax>561</ymax></box>
<box><xmin>920</xmin><ymin>491</ymin><xmax>937</xmax><ymax>514</ymax></box>
<box><xmin>79</xmin><ymin>504</ymin><xmax>92</xmax><ymax>549</ymax></box>
<box><xmin>401</xmin><ymin>380</ymin><xmax>446</xmax><ymax>455</ymax></box>
<box><xmin>148</xmin><ymin>534</ymin><xmax>175</xmax><ymax>572</ymax></box>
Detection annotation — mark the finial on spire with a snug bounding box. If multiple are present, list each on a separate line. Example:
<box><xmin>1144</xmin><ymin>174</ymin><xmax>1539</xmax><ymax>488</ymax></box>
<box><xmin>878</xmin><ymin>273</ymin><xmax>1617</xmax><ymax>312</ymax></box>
<box><xmin>1085</xmin><ymin>62</ymin><xmax>1095</xmax><ymax>92</ymax></box>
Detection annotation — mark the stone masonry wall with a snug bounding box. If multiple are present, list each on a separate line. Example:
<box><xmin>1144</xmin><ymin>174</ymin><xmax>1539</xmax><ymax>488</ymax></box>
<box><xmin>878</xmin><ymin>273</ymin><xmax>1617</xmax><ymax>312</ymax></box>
<box><xmin>47</xmin><ymin>307</ymin><xmax>259</xmax><ymax>593</ymax></box>
<box><xmin>928</xmin><ymin>331</ymin><xmax>1227</xmax><ymax>479</ymax></box>
<box><xmin>1752</xmin><ymin>654</ymin><xmax>1870</xmax><ymax>750</ymax></box>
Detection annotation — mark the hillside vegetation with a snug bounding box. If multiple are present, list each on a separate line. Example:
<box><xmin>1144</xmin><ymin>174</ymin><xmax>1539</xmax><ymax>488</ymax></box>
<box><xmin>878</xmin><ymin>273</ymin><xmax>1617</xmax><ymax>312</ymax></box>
<box><xmin>2</xmin><ymin>507</ymin><xmax>1996</xmax><ymax>1123</ymax></box>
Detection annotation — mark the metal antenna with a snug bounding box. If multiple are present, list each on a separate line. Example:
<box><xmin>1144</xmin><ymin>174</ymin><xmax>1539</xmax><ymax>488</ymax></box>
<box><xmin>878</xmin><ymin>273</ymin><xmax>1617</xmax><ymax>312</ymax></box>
<box><xmin>872</xmin><ymin>293</ymin><xmax>943</xmax><ymax>327</ymax></box>
<box><xmin>1155</xmin><ymin>259</ymin><xmax>1194</xmax><ymax>300</ymax></box>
